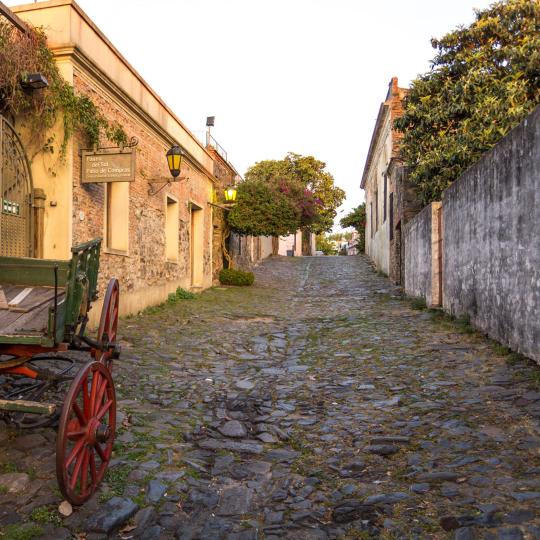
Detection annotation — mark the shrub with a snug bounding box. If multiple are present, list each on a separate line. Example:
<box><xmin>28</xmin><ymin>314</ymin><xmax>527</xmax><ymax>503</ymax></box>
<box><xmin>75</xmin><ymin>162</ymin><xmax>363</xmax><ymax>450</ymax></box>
<box><xmin>410</xmin><ymin>297</ymin><xmax>427</xmax><ymax>310</ymax></box>
<box><xmin>219</xmin><ymin>268</ymin><xmax>255</xmax><ymax>286</ymax></box>
<box><xmin>167</xmin><ymin>287</ymin><xmax>195</xmax><ymax>303</ymax></box>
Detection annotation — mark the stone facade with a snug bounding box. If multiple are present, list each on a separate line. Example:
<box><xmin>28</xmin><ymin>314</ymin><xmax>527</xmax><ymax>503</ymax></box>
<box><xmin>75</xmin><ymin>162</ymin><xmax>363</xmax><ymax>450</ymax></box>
<box><xmin>361</xmin><ymin>77</ymin><xmax>420</xmax><ymax>283</ymax></box>
<box><xmin>403</xmin><ymin>201</ymin><xmax>442</xmax><ymax>307</ymax></box>
<box><xmin>230</xmin><ymin>234</ymin><xmax>273</xmax><ymax>269</ymax></box>
<box><xmin>206</xmin><ymin>145</ymin><xmax>236</xmax><ymax>282</ymax></box>
<box><xmin>14</xmin><ymin>0</ymin><xmax>216</xmax><ymax>323</ymax></box>
<box><xmin>401</xmin><ymin>105</ymin><xmax>539</xmax><ymax>362</ymax></box>
<box><xmin>442</xmin><ymin>105</ymin><xmax>540</xmax><ymax>362</ymax></box>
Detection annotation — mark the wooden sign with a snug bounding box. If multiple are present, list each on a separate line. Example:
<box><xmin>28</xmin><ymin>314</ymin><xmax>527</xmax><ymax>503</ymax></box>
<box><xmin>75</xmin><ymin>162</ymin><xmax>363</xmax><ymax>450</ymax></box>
<box><xmin>81</xmin><ymin>149</ymin><xmax>136</xmax><ymax>183</ymax></box>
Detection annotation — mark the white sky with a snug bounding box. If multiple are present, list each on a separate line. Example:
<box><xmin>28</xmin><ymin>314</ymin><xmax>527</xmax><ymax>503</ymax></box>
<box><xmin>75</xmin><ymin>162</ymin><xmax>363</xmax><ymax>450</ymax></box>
<box><xmin>9</xmin><ymin>0</ymin><xmax>493</xmax><ymax>228</ymax></box>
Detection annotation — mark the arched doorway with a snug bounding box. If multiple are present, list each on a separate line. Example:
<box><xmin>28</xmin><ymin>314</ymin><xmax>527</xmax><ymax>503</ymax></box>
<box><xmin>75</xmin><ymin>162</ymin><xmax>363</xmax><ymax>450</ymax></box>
<box><xmin>0</xmin><ymin>115</ymin><xmax>33</xmax><ymax>257</ymax></box>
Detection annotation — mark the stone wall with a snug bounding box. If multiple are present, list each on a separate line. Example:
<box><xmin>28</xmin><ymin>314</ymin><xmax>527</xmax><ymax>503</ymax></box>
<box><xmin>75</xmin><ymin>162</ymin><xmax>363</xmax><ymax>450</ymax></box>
<box><xmin>443</xmin><ymin>105</ymin><xmax>540</xmax><ymax>362</ymax></box>
<box><xmin>206</xmin><ymin>146</ymin><xmax>235</xmax><ymax>283</ymax></box>
<box><xmin>71</xmin><ymin>66</ymin><xmax>214</xmax><ymax>322</ymax></box>
<box><xmin>403</xmin><ymin>203</ymin><xmax>432</xmax><ymax>304</ymax></box>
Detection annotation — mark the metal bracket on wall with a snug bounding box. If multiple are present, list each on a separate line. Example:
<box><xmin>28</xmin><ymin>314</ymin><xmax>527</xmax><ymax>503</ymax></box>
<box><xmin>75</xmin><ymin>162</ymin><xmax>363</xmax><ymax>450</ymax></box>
<box><xmin>207</xmin><ymin>201</ymin><xmax>233</xmax><ymax>212</ymax></box>
<box><xmin>148</xmin><ymin>176</ymin><xmax>187</xmax><ymax>196</ymax></box>
<box><xmin>78</xmin><ymin>136</ymin><xmax>139</xmax><ymax>156</ymax></box>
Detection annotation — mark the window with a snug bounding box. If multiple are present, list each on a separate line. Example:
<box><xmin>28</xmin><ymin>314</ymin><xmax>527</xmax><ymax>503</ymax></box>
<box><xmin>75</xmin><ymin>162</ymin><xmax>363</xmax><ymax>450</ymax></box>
<box><xmin>105</xmin><ymin>182</ymin><xmax>129</xmax><ymax>252</ymax></box>
<box><xmin>375</xmin><ymin>190</ymin><xmax>378</xmax><ymax>231</ymax></box>
<box><xmin>389</xmin><ymin>192</ymin><xmax>394</xmax><ymax>241</ymax></box>
<box><xmin>165</xmin><ymin>195</ymin><xmax>179</xmax><ymax>261</ymax></box>
<box><xmin>383</xmin><ymin>174</ymin><xmax>387</xmax><ymax>222</ymax></box>
<box><xmin>370</xmin><ymin>202</ymin><xmax>373</xmax><ymax>238</ymax></box>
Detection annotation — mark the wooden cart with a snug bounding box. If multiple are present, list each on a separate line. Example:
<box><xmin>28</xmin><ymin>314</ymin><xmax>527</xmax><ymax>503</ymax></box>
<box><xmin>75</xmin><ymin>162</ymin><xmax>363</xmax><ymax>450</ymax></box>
<box><xmin>0</xmin><ymin>238</ymin><xmax>120</xmax><ymax>505</ymax></box>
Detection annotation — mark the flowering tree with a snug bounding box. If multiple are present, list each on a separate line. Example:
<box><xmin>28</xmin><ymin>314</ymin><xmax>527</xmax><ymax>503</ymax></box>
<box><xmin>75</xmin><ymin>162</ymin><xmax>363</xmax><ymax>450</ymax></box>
<box><xmin>227</xmin><ymin>177</ymin><xmax>322</xmax><ymax>237</ymax></box>
<box><xmin>236</xmin><ymin>153</ymin><xmax>345</xmax><ymax>235</ymax></box>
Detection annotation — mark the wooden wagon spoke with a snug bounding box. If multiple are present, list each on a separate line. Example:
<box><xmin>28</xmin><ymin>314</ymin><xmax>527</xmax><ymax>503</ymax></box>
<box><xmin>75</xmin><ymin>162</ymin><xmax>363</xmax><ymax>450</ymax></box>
<box><xmin>72</xmin><ymin>402</ymin><xmax>86</xmax><ymax>425</ymax></box>
<box><xmin>95</xmin><ymin>399</ymin><xmax>113</xmax><ymax>422</ymax></box>
<box><xmin>94</xmin><ymin>442</ymin><xmax>107</xmax><ymax>462</ymax></box>
<box><xmin>67</xmin><ymin>429</ymin><xmax>86</xmax><ymax>439</ymax></box>
<box><xmin>65</xmin><ymin>437</ymin><xmax>86</xmax><ymax>468</ymax></box>
<box><xmin>89</xmin><ymin>369</ymin><xmax>101</xmax><ymax>415</ymax></box>
<box><xmin>80</xmin><ymin>447</ymin><xmax>90</xmax><ymax>496</ymax></box>
<box><xmin>82</xmin><ymin>374</ymin><xmax>90</xmax><ymax>419</ymax></box>
<box><xmin>94</xmin><ymin>378</ymin><xmax>108</xmax><ymax>415</ymax></box>
<box><xmin>69</xmin><ymin>447</ymin><xmax>87</xmax><ymax>490</ymax></box>
<box><xmin>89</xmin><ymin>452</ymin><xmax>97</xmax><ymax>485</ymax></box>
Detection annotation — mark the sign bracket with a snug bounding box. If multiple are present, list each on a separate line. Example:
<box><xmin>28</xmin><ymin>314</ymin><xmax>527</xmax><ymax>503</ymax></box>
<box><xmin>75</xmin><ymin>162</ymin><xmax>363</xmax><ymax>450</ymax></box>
<box><xmin>78</xmin><ymin>136</ymin><xmax>138</xmax><ymax>157</ymax></box>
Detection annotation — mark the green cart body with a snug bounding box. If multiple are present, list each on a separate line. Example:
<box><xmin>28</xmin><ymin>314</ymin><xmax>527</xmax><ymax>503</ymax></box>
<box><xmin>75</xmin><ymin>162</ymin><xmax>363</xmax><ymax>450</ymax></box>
<box><xmin>0</xmin><ymin>238</ymin><xmax>101</xmax><ymax>348</ymax></box>
<box><xmin>0</xmin><ymin>238</ymin><xmax>120</xmax><ymax>506</ymax></box>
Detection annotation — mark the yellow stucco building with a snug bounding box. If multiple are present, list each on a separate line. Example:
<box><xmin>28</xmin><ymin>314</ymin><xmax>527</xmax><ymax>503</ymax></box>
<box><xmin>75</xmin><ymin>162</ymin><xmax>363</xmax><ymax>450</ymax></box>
<box><xmin>6</xmin><ymin>0</ymin><xmax>219</xmax><ymax>322</ymax></box>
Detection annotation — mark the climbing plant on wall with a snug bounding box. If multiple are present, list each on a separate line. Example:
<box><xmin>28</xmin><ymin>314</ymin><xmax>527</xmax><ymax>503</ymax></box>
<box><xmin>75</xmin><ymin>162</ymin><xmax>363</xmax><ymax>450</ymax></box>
<box><xmin>395</xmin><ymin>0</ymin><xmax>540</xmax><ymax>205</ymax></box>
<box><xmin>0</xmin><ymin>19</ymin><xmax>127</xmax><ymax>161</ymax></box>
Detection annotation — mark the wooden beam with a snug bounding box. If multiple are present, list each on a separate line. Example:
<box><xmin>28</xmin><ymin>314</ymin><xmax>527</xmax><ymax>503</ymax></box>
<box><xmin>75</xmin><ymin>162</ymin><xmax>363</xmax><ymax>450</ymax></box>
<box><xmin>0</xmin><ymin>287</ymin><xmax>7</xmax><ymax>310</ymax></box>
<box><xmin>8</xmin><ymin>287</ymin><xmax>33</xmax><ymax>309</ymax></box>
<box><xmin>0</xmin><ymin>399</ymin><xmax>56</xmax><ymax>415</ymax></box>
<box><xmin>0</xmin><ymin>2</ymin><xmax>29</xmax><ymax>34</ymax></box>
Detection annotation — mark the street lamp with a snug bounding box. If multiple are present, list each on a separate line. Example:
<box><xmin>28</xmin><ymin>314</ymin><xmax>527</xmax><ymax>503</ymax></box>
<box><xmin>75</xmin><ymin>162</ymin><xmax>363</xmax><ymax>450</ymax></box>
<box><xmin>166</xmin><ymin>145</ymin><xmax>184</xmax><ymax>178</ymax></box>
<box><xmin>20</xmin><ymin>73</ymin><xmax>49</xmax><ymax>90</ymax></box>
<box><xmin>224</xmin><ymin>186</ymin><xmax>237</xmax><ymax>203</ymax></box>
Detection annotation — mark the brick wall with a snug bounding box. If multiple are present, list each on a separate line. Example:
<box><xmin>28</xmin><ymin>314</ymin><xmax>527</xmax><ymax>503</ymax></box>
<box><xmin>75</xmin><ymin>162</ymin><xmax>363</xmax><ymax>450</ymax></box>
<box><xmin>206</xmin><ymin>146</ymin><xmax>235</xmax><ymax>282</ymax></box>
<box><xmin>71</xmin><ymin>71</ymin><xmax>214</xmax><ymax>320</ymax></box>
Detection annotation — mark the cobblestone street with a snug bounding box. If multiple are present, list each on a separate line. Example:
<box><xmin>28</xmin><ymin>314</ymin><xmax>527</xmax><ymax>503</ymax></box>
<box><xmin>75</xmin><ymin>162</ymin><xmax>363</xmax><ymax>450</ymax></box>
<box><xmin>1</xmin><ymin>255</ymin><xmax>540</xmax><ymax>539</ymax></box>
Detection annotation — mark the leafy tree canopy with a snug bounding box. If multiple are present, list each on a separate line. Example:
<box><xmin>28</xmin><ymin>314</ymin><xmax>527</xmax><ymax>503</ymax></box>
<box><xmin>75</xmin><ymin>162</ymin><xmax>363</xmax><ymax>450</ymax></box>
<box><xmin>340</xmin><ymin>203</ymin><xmax>366</xmax><ymax>252</ymax></box>
<box><xmin>226</xmin><ymin>178</ymin><xmax>303</xmax><ymax>237</ymax></box>
<box><xmin>315</xmin><ymin>234</ymin><xmax>338</xmax><ymax>255</ymax></box>
<box><xmin>395</xmin><ymin>0</ymin><xmax>540</xmax><ymax>205</ymax></box>
<box><xmin>244</xmin><ymin>153</ymin><xmax>346</xmax><ymax>234</ymax></box>
<box><xmin>340</xmin><ymin>203</ymin><xmax>366</xmax><ymax>232</ymax></box>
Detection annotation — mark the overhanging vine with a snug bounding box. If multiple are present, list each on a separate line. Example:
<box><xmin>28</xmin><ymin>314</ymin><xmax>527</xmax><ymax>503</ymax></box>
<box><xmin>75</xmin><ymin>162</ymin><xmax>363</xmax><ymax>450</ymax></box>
<box><xmin>0</xmin><ymin>19</ymin><xmax>127</xmax><ymax>163</ymax></box>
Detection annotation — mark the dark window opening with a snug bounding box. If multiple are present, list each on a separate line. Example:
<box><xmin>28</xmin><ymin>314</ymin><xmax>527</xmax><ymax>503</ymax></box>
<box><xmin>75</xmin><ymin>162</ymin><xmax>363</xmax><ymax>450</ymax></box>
<box><xmin>375</xmin><ymin>190</ymin><xmax>378</xmax><ymax>231</ymax></box>
<box><xmin>389</xmin><ymin>192</ymin><xmax>394</xmax><ymax>241</ymax></box>
<box><xmin>383</xmin><ymin>174</ymin><xmax>387</xmax><ymax>222</ymax></box>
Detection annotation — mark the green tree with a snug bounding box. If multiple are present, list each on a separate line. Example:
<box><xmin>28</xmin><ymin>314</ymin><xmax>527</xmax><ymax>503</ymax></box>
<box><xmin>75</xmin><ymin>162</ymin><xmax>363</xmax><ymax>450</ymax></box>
<box><xmin>315</xmin><ymin>234</ymin><xmax>337</xmax><ymax>255</ymax></box>
<box><xmin>245</xmin><ymin>153</ymin><xmax>346</xmax><ymax>233</ymax></box>
<box><xmin>340</xmin><ymin>203</ymin><xmax>366</xmax><ymax>253</ymax></box>
<box><xmin>395</xmin><ymin>0</ymin><xmax>540</xmax><ymax>205</ymax></box>
<box><xmin>227</xmin><ymin>178</ymin><xmax>302</xmax><ymax>237</ymax></box>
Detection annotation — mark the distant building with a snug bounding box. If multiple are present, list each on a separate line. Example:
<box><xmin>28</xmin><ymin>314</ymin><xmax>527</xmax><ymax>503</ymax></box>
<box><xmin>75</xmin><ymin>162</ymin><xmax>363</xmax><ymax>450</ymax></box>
<box><xmin>361</xmin><ymin>77</ymin><xmax>420</xmax><ymax>283</ymax></box>
<box><xmin>278</xmin><ymin>230</ymin><xmax>315</xmax><ymax>256</ymax></box>
<box><xmin>346</xmin><ymin>231</ymin><xmax>359</xmax><ymax>255</ymax></box>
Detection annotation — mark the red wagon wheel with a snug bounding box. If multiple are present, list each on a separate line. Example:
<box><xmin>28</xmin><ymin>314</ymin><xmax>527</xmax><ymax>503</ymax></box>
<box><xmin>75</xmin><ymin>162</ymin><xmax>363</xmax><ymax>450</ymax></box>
<box><xmin>56</xmin><ymin>361</ymin><xmax>116</xmax><ymax>505</ymax></box>
<box><xmin>93</xmin><ymin>278</ymin><xmax>119</xmax><ymax>371</ymax></box>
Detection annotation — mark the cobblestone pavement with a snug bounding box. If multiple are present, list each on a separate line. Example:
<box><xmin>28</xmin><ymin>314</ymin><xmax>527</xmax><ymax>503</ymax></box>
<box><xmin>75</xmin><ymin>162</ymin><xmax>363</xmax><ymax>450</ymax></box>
<box><xmin>1</xmin><ymin>255</ymin><xmax>540</xmax><ymax>540</ymax></box>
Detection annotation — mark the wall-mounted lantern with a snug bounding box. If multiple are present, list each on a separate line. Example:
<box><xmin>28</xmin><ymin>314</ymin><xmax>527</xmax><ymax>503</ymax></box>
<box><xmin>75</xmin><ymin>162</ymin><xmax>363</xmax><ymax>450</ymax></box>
<box><xmin>166</xmin><ymin>145</ymin><xmax>184</xmax><ymax>178</ymax></box>
<box><xmin>20</xmin><ymin>73</ymin><xmax>49</xmax><ymax>90</ymax></box>
<box><xmin>148</xmin><ymin>144</ymin><xmax>187</xmax><ymax>195</ymax></box>
<box><xmin>224</xmin><ymin>186</ymin><xmax>237</xmax><ymax>203</ymax></box>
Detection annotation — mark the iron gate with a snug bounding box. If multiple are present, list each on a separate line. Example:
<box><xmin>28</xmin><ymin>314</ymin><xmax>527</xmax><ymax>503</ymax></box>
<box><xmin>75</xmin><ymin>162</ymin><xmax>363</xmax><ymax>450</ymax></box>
<box><xmin>0</xmin><ymin>115</ymin><xmax>33</xmax><ymax>257</ymax></box>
